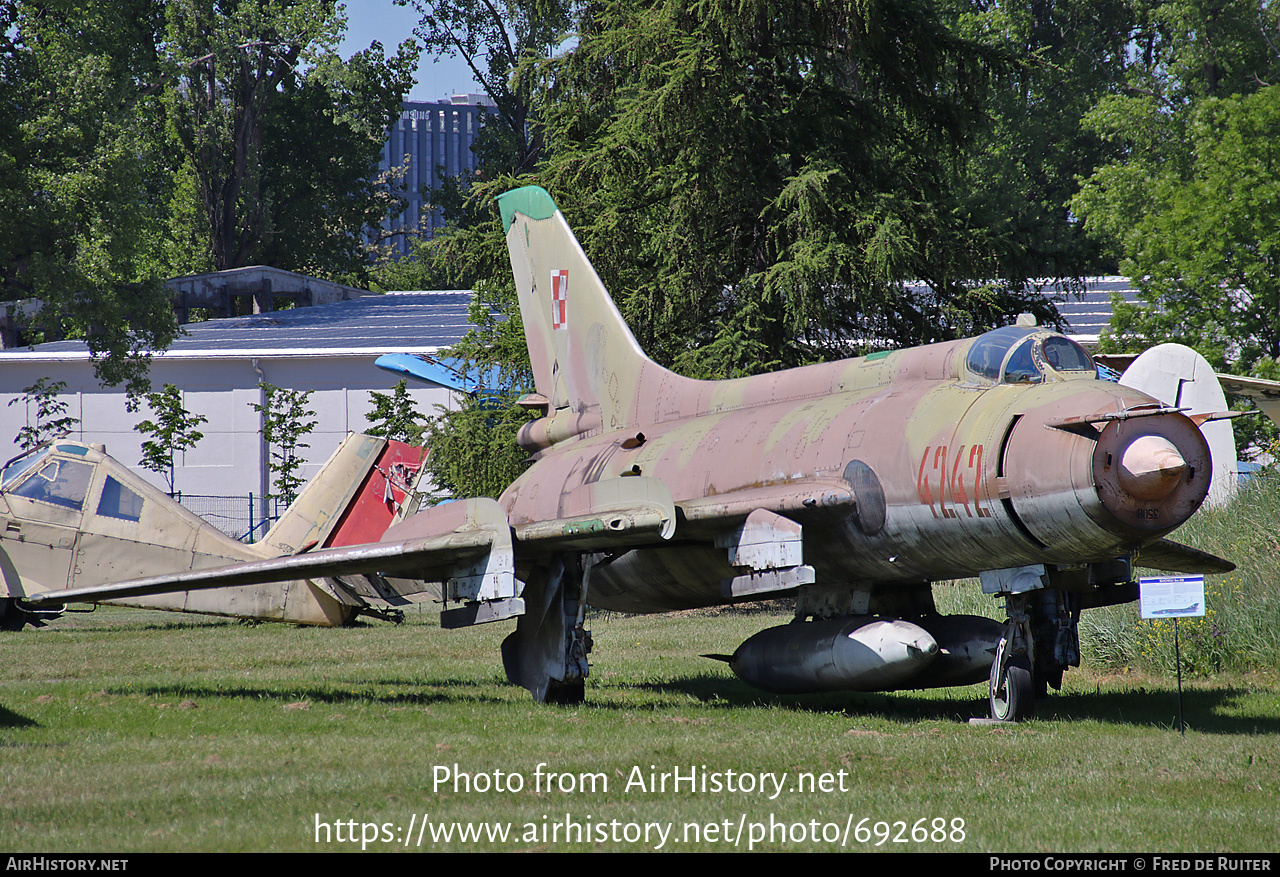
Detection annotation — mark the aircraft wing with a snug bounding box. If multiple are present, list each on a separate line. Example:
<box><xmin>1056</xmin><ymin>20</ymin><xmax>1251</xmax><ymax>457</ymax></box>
<box><xmin>1215</xmin><ymin>373</ymin><xmax>1280</xmax><ymax>425</ymax></box>
<box><xmin>1133</xmin><ymin>538</ymin><xmax>1236</xmax><ymax>574</ymax></box>
<box><xmin>27</xmin><ymin>497</ymin><xmax>519</xmax><ymax>614</ymax></box>
<box><xmin>24</xmin><ymin>479</ymin><xmax>684</xmax><ymax>627</ymax></box>
<box><xmin>373</xmin><ymin>353</ymin><xmax>507</xmax><ymax>404</ymax></box>
<box><xmin>28</xmin><ymin>529</ymin><xmax>491</xmax><ymax>605</ymax></box>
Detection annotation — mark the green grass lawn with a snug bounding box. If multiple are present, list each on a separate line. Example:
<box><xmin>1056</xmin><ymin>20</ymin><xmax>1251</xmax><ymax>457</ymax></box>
<box><xmin>2</xmin><ymin>603</ymin><xmax>1277</xmax><ymax>852</ymax></box>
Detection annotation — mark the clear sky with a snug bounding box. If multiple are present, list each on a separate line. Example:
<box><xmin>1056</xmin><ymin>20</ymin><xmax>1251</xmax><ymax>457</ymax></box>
<box><xmin>337</xmin><ymin>0</ymin><xmax>483</xmax><ymax>102</ymax></box>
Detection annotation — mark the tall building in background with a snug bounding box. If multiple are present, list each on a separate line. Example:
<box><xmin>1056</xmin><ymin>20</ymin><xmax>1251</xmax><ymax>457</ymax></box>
<box><xmin>378</xmin><ymin>95</ymin><xmax>496</xmax><ymax>254</ymax></box>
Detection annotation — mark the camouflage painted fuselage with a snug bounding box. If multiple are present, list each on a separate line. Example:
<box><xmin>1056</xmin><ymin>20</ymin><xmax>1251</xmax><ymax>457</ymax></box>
<box><xmin>496</xmin><ymin>186</ymin><xmax>1210</xmax><ymax>614</ymax></box>
<box><xmin>499</xmin><ymin>334</ymin><xmax>1209</xmax><ymax>613</ymax></box>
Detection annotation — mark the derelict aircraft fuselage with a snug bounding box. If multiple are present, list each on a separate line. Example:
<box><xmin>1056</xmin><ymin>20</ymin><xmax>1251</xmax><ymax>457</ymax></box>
<box><xmin>6</xmin><ymin>185</ymin><xmax>1231</xmax><ymax>721</ymax></box>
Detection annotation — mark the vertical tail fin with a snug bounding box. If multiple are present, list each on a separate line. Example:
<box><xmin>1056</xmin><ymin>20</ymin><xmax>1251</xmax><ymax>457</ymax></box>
<box><xmin>499</xmin><ymin>186</ymin><xmax>655</xmax><ymax>438</ymax></box>
<box><xmin>260</xmin><ymin>433</ymin><xmax>426</xmax><ymax>553</ymax></box>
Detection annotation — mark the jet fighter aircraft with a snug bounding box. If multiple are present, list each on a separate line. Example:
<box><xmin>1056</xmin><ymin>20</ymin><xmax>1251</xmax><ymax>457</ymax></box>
<box><xmin>7</xmin><ymin>185</ymin><xmax>1233</xmax><ymax>721</ymax></box>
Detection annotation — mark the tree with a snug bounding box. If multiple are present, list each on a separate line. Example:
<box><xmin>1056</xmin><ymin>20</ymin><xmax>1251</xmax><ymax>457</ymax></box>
<box><xmin>402</xmin><ymin>0</ymin><xmax>574</xmax><ymax>177</ymax></box>
<box><xmin>135</xmin><ymin>383</ymin><xmax>209</xmax><ymax>495</ymax></box>
<box><xmin>1072</xmin><ymin>0</ymin><xmax>1280</xmax><ymax>371</ymax></box>
<box><xmin>409</xmin><ymin>0</ymin><xmax>1063</xmax><ymax>496</ymax></box>
<box><xmin>252</xmin><ymin>383</ymin><xmax>317</xmax><ymax>508</ymax></box>
<box><xmin>252</xmin><ymin>40</ymin><xmax>418</xmax><ymax>280</ymax></box>
<box><xmin>942</xmin><ymin>0</ymin><xmax>1135</xmax><ymax>282</ymax></box>
<box><xmin>0</xmin><ymin>1</ymin><xmax>414</xmax><ymax>396</ymax></box>
<box><xmin>8</xmin><ymin>379</ymin><xmax>79</xmax><ymax>451</ymax></box>
<box><xmin>0</xmin><ymin>0</ymin><xmax>179</xmax><ymax>397</ymax></box>
<box><xmin>162</xmin><ymin>0</ymin><xmax>418</xmax><ymax>279</ymax></box>
<box><xmin>1067</xmin><ymin>0</ymin><xmax>1280</xmax><ymax>456</ymax></box>
<box><xmin>1133</xmin><ymin>0</ymin><xmax>1278</xmax><ymax>102</ymax></box>
<box><xmin>519</xmin><ymin>0</ymin><xmax>1061</xmax><ymax>377</ymax></box>
<box><xmin>420</xmin><ymin>394</ymin><xmax>535</xmax><ymax>499</ymax></box>
<box><xmin>365</xmin><ymin>380</ymin><xmax>425</xmax><ymax>444</ymax></box>
<box><xmin>407</xmin><ymin>179</ymin><xmax>537</xmax><ymax>497</ymax></box>
<box><xmin>162</xmin><ymin>0</ymin><xmax>331</xmax><ymax>273</ymax></box>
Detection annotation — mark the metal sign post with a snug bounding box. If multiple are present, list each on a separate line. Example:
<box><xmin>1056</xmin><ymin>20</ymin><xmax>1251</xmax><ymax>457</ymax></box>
<box><xmin>1139</xmin><ymin>575</ymin><xmax>1206</xmax><ymax>736</ymax></box>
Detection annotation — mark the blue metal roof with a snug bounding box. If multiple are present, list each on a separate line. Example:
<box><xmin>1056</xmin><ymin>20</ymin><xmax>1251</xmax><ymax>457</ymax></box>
<box><xmin>23</xmin><ymin>291</ymin><xmax>476</xmax><ymax>357</ymax></box>
<box><xmin>1050</xmin><ymin>278</ymin><xmax>1142</xmax><ymax>339</ymax></box>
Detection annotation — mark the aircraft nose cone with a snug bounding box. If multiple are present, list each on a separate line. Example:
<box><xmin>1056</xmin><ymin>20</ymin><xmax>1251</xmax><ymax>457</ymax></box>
<box><xmin>1118</xmin><ymin>435</ymin><xmax>1187</xmax><ymax>500</ymax></box>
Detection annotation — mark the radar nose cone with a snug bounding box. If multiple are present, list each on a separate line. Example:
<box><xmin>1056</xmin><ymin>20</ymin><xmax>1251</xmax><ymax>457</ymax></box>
<box><xmin>1118</xmin><ymin>435</ymin><xmax>1187</xmax><ymax>500</ymax></box>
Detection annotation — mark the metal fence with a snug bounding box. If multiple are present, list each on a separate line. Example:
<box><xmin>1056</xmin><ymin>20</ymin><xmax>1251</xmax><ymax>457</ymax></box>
<box><xmin>173</xmin><ymin>493</ymin><xmax>280</xmax><ymax>543</ymax></box>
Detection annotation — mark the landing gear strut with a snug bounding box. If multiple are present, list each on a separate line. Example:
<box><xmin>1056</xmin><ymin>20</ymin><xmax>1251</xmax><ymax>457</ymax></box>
<box><xmin>987</xmin><ymin>586</ymin><xmax>1086</xmax><ymax>721</ymax></box>
<box><xmin>989</xmin><ymin>632</ymin><xmax>1033</xmax><ymax>721</ymax></box>
<box><xmin>989</xmin><ymin>595</ymin><xmax>1035</xmax><ymax>722</ymax></box>
<box><xmin>501</xmin><ymin>554</ymin><xmax>591</xmax><ymax>703</ymax></box>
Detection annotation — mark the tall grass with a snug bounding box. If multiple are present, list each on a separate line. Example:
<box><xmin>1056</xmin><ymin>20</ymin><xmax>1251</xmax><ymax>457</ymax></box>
<box><xmin>933</xmin><ymin>471</ymin><xmax>1280</xmax><ymax>677</ymax></box>
<box><xmin>1082</xmin><ymin>470</ymin><xmax>1280</xmax><ymax>675</ymax></box>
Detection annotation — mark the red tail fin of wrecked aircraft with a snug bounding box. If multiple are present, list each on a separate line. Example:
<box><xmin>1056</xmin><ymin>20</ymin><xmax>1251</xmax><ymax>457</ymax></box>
<box><xmin>259</xmin><ymin>434</ymin><xmax>426</xmax><ymax>553</ymax></box>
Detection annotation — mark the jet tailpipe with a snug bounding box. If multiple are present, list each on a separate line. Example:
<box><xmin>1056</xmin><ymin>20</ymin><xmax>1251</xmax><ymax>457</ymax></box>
<box><xmin>724</xmin><ymin>617</ymin><xmax>938</xmax><ymax>694</ymax></box>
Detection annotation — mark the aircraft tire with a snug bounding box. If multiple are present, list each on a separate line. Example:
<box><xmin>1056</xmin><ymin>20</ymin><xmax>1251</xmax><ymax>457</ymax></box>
<box><xmin>990</xmin><ymin>656</ymin><xmax>1034</xmax><ymax>722</ymax></box>
<box><xmin>544</xmin><ymin>679</ymin><xmax>585</xmax><ymax>705</ymax></box>
<box><xmin>0</xmin><ymin>598</ymin><xmax>21</xmax><ymax>631</ymax></box>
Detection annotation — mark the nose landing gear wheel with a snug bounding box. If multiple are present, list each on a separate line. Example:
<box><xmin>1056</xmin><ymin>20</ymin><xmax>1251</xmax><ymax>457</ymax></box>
<box><xmin>989</xmin><ymin>644</ymin><xmax>1034</xmax><ymax>722</ymax></box>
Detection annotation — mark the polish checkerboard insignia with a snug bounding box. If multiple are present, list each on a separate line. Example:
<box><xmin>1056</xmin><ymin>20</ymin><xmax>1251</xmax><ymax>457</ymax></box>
<box><xmin>551</xmin><ymin>269</ymin><xmax>568</xmax><ymax>330</ymax></box>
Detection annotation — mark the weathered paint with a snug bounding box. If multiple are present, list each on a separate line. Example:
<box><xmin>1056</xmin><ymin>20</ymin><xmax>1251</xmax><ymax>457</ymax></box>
<box><xmin>5</xmin><ymin>185</ymin><xmax>1232</xmax><ymax>712</ymax></box>
<box><xmin>0</xmin><ymin>435</ymin><xmax>430</xmax><ymax>626</ymax></box>
<box><xmin>497</xmin><ymin>186</ymin><xmax>1218</xmax><ymax>616</ymax></box>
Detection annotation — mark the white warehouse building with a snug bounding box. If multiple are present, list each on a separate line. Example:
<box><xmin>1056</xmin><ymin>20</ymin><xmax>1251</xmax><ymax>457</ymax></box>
<box><xmin>0</xmin><ymin>290</ymin><xmax>476</xmax><ymax>538</ymax></box>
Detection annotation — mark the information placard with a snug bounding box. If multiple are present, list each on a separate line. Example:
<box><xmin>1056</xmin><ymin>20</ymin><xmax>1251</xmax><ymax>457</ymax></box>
<box><xmin>1138</xmin><ymin>575</ymin><xmax>1206</xmax><ymax>619</ymax></box>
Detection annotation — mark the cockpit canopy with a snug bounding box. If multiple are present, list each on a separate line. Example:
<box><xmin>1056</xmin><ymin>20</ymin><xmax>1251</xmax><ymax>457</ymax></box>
<box><xmin>1</xmin><ymin>444</ymin><xmax>145</xmax><ymax>522</ymax></box>
<box><xmin>965</xmin><ymin>326</ymin><xmax>1095</xmax><ymax>385</ymax></box>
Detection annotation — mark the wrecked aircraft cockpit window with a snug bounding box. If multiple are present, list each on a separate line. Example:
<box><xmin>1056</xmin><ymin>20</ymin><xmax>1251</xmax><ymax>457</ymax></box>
<box><xmin>97</xmin><ymin>476</ymin><xmax>145</xmax><ymax>522</ymax></box>
<box><xmin>0</xmin><ymin>449</ymin><xmax>47</xmax><ymax>489</ymax></box>
<box><xmin>9</xmin><ymin>458</ymin><xmax>94</xmax><ymax>511</ymax></box>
